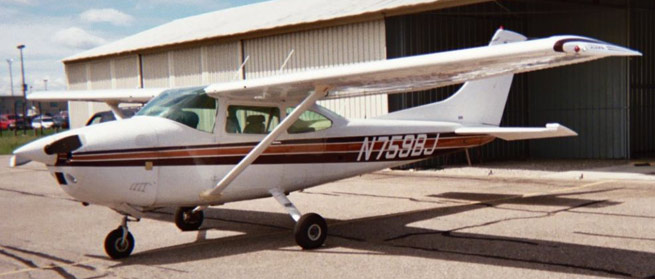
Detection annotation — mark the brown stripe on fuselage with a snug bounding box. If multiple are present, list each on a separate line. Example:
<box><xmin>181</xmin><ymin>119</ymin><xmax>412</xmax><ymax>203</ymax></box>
<box><xmin>60</xmin><ymin>134</ymin><xmax>494</xmax><ymax>166</ymax></box>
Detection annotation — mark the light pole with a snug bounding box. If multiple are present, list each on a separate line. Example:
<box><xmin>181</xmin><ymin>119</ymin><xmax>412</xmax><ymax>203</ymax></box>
<box><xmin>17</xmin><ymin>44</ymin><xmax>27</xmax><ymax>134</ymax></box>
<box><xmin>5</xmin><ymin>59</ymin><xmax>14</xmax><ymax>96</ymax></box>
<box><xmin>6</xmin><ymin>59</ymin><xmax>17</xmax><ymax>135</ymax></box>
<box><xmin>43</xmin><ymin>79</ymin><xmax>48</xmax><ymax>91</ymax></box>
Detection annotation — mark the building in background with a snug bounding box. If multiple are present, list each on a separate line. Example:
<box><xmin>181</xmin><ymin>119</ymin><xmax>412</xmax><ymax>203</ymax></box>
<box><xmin>0</xmin><ymin>96</ymin><xmax>24</xmax><ymax>117</ymax></box>
<box><xmin>0</xmin><ymin>96</ymin><xmax>66</xmax><ymax>117</ymax></box>
<box><xmin>62</xmin><ymin>0</ymin><xmax>655</xmax><ymax>165</ymax></box>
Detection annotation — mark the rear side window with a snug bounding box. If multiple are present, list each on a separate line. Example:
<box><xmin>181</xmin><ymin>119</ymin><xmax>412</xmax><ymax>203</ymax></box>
<box><xmin>226</xmin><ymin>105</ymin><xmax>280</xmax><ymax>134</ymax></box>
<box><xmin>286</xmin><ymin>108</ymin><xmax>332</xmax><ymax>134</ymax></box>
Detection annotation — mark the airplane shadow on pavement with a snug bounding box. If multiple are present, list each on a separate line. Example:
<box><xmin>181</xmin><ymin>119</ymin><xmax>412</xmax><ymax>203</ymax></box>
<box><xmin>109</xmin><ymin>188</ymin><xmax>654</xmax><ymax>278</ymax></box>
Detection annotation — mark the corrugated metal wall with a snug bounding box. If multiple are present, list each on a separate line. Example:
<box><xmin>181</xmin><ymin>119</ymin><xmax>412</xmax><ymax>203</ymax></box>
<box><xmin>64</xmin><ymin>62</ymin><xmax>88</xmax><ymax>90</ymax></box>
<box><xmin>113</xmin><ymin>56</ymin><xmax>140</xmax><ymax>89</ymax></box>
<box><xmin>630</xmin><ymin>1</ymin><xmax>655</xmax><ymax>158</ymax></box>
<box><xmin>244</xmin><ymin>20</ymin><xmax>388</xmax><ymax>118</ymax></box>
<box><xmin>62</xmin><ymin>0</ymin><xmax>651</xmax><ymax>155</ymax></box>
<box><xmin>386</xmin><ymin>0</ymin><xmax>636</xmax><ymax>166</ymax></box>
<box><xmin>141</xmin><ymin>52</ymin><xmax>170</xmax><ymax>88</ymax></box>
<box><xmin>385</xmin><ymin>2</ymin><xmax>530</xmax><ymax>168</ymax></box>
<box><xmin>65</xmin><ymin>62</ymin><xmax>91</xmax><ymax>128</ymax></box>
<box><xmin>171</xmin><ymin>47</ymin><xmax>202</xmax><ymax>87</ymax></box>
<box><xmin>64</xmin><ymin>41</ymin><xmax>243</xmax><ymax>128</ymax></box>
<box><xmin>203</xmin><ymin>42</ymin><xmax>243</xmax><ymax>83</ymax></box>
<box><xmin>64</xmin><ymin>20</ymin><xmax>388</xmax><ymax>126</ymax></box>
<box><xmin>89</xmin><ymin>60</ymin><xmax>111</xmax><ymax>89</ymax></box>
<box><xmin>65</xmin><ymin>59</ymin><xmax>116</xmax><ymax>127</ymax></box>
<box><xmin>526</xmin><ymin>3</ymin><xmax>629</xmax><ymax>159</ymax></box>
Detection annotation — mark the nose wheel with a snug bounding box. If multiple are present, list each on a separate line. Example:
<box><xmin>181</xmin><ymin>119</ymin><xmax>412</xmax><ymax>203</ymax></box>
<box><xmin>104</xmin><ymin>216</ymin><xmax>136</xmax><ymax>259</ymax></box>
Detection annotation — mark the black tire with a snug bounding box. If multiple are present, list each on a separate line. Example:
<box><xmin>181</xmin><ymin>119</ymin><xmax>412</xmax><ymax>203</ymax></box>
<box><xmin>294</xmin><ymin>213</ymin><xmax>327</xmax><ymax>249</ymax></box>
<box><xmin>174</xmin><ymin>207</ymin><xmax>204</xmax><ymax>231</ymax></box>
<box><xmin>104</xmin><ymin>227</ymin><xmax>134</xmax><ymax>259</ymax></box>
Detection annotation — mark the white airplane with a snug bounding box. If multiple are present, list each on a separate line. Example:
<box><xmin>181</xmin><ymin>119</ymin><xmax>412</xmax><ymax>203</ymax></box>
<box><xmin>11</xmin><ymin>29</ymin><xmax>640</xmax><ymax>259</ymax></box>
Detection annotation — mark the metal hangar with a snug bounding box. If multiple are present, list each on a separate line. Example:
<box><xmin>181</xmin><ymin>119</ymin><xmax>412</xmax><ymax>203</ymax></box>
<box><xmin>63</xmin><ymin>0</ymin><xmax>654</xmax><ymax>164</ymax></box>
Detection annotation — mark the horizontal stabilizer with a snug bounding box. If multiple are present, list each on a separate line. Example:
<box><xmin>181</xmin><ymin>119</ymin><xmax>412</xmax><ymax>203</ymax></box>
<box><xmin>455</xmin><ymin>123</ymin><xmax>577</xmax><ymax>141</ymax></box>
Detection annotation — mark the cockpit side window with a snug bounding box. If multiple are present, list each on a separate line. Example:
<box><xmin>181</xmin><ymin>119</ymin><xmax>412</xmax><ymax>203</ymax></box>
<box><xmin>226</xmin><ymin>105</ymin><xmax>280</xmax><ymax>134</ymax></box>
<box><xmin>137</xmin><ymin>87</ymin><xmax>217</xmax><ymax>133</ymax></box>
<box><xmin>286</xmin><ymin>108</ymin><xmax>333</xmax><ymax>134</ymax></box>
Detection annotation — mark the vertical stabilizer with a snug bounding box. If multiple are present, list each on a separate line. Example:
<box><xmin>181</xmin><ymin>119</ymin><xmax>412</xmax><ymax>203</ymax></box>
<box><xmin>379</xmin><ymin>29</ymin><xmax>527</xmax><ymax>126</ymax></box>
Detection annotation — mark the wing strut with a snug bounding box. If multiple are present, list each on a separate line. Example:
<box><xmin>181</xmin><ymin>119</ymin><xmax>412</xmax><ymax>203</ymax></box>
<box><xmin>199</xmin><ymin>85</ymin><xmax>331</xmax><ymax>202</ymax></box>
<box><xmin>107</xmin><ymin>103</ymin><xmax>125</xmax><ymax>120</ymax></box>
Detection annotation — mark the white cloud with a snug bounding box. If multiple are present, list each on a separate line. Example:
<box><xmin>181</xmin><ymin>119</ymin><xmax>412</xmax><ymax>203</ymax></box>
<box><xmin>53</xmin><ymin>27</ymin><xmax>107</xmax><ymax>50</ymax></box>
<box><xmin>0</xmin><ymin>0</ymin><xmax>34</xmax><ymax>5</ymax></box>
<box><xmin>80</xmin><ymin>8</ymin><xmax>134</xmax><ymax>26</ymax></box>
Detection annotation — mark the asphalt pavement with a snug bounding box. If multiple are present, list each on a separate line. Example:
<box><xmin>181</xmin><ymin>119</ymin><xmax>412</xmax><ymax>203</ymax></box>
<box><xmin>0</xmin><ymin>156</ymin><xmax>653</xmax><ymax>278</ymax></box>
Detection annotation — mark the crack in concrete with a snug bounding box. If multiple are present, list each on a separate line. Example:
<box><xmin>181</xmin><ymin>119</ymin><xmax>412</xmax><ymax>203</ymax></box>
<box><xmin>0</xmin><ymin>187</ymin><xmax>75</xmax><ymax>202</ymax></box>
<box><xmin>81</xmin><ymin>272</ymin><xmax>110</xmax><ymax>279</ymax></box>
<box><xmin>303</xmin><ymin>190</ymin><xmax>463</xmax><ymax>205</ymax></box>
<box><xmin>50</xmin><ymin>263</ymin><xmax>77</xmax><ymax>279</ymax></box>
<box><xmin>377</xmin><ymin>200</ymin><xmax>633</xmax><ymax>277</ymax></box>
<box><xmin>568</xmin><ymin>210</ymin><xmax>655</xmax><ymax>220</ymax></box>
<box><xmin>384</xmin><ymin>200</ymin><xmax>607</xmax><ymax>243</ymax></box>
<box><xmin>573</xmin><ymin>232</ymin><xmax>655</xmax><ymax>242</ymax></box>
<box><xmin>0</xmin><ymin>249</ymin><xmax>37</xmax><ymax>268</ymax></box>
<box><xmin>391</xmin><ymin>243</ymin><xmax>633</xmax><ymax>277</ymax></box>
<box><xmin>2</xmin><ymin>245</ymin><xmax>95</xmax><ymax>271</ymax></box>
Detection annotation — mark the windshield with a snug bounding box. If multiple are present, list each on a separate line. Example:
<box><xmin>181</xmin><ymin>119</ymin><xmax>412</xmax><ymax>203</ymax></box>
<box><xmin>137</xmin><ymin>87</ymin><xmax>217</xmax><ymax>133</ymax></box>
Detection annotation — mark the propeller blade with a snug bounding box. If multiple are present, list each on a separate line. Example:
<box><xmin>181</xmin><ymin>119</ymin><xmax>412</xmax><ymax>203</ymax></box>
<box><xmin>9</xmin><ymin>155</ymin><xmax>31</xmax><ymax>167</ymax></box>
<box><xmin>44</xmin><ymin>135</ymin><xmax>82</xmax><ymax>155</ymax></box>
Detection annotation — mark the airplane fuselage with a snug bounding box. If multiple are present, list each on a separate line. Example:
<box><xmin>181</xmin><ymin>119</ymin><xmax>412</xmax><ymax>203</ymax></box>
<box><xmin>44</xmin><ymin>111</ymin><xmax>492</xmax><ymax>210</ymax></box>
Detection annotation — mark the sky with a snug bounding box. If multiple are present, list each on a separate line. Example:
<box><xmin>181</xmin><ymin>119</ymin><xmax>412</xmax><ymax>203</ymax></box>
<box><xmin>0</xmin><ymin>0</ymin><xmax>267</xmax><ymax>96</ymax></box>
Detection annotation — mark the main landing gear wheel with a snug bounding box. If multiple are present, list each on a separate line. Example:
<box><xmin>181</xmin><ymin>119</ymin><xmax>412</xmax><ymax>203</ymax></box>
<box><xmin>175</xmin><ymin>207</ymin><xmax>204</xmax><ymax>231</ymax></box>
<box><xmin>104</xmin><ymin>227</ymin><xmax>134</xmax><ymax>259</ymax></box>
<box><xmin>294</xmin><ymin>213</ymin><xmax>327</xmax><ymax>249</ymax></box>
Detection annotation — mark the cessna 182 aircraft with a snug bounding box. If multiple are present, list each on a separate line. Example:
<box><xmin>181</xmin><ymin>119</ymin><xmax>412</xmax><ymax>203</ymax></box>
<box><xmin>10</xmin><ymin>29</ymin><xmax>640</xmax><ymax>259</ymax></box>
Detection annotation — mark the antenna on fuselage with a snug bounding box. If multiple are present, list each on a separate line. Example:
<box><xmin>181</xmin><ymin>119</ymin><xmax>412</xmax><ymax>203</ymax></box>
<box><xmin>279</xmin><ymin>49</ymin><xmax>295</xmax><ymax>72</ymax></box>
<box><xmin>233</xmin><ymin>55</ymin><xmax>250</xmax><ymax>81</ymax></box>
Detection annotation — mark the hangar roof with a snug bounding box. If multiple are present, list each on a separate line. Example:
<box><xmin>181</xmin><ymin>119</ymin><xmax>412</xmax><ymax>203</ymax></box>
<box><xmin>64</xmin><ymin>0</ymin><xmax>485</xmax><ymax>62</ymax></box>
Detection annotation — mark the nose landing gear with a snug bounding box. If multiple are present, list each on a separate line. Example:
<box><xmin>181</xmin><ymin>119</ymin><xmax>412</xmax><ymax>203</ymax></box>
<box><xmin>104</xmin><ymin>216</ymin><xmax>137</xmax><ymax>259</ymax></box>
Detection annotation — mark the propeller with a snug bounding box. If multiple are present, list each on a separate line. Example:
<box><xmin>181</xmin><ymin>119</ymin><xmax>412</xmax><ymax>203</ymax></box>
<box><xmin>10</xmin><ymin>134</ymin><xmax>83</xmax><ymax>167</ymax></box>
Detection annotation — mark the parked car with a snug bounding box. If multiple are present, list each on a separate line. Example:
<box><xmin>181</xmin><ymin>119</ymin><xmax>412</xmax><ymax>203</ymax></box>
<box><xmin>52</xmin><ymin>115</ymin><xmax>69</xmax><ymax>129</ymax></box>
<box><xmin>10</xmin><ymin>116</ymin><xmax>32</xmax><ymax>130</ymax></box>
<box><xmin>0</xmin><ymin>114</ymin><xmax>16</xmax><ymax>129</ymax></box>
<box><xmin>31</xmin><ymin>115</ymin><xmax>55</xmax><ymax>129</ymax></box>
<box><xmin>85</xmin><ymin>107</ymin><xmax>140</xmax><ymax>126</ymax></box>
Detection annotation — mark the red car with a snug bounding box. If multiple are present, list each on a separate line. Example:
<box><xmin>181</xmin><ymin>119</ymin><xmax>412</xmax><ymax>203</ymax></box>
<box><xmin>0</xmin><ymin>114</ymin><xmax>16</xmax><ymax>129</ymax></box>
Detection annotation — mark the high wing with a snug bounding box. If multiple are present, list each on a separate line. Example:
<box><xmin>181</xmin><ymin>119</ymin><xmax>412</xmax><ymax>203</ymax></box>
<box><xmin>204</xmin><ymin>34</ymin><xmax>640</xmax><ymax>101</ymax></box>
<box><xmin>455</xmin><ymin>124</ymin><xmax>577</xmax><ymax>141</ymax></box>
<box><xmin>28</xmin><ymin>88</ymin><xmax>168</xmax><ymax>119</ymax></box>
<box><xmin>28</xmin><ymin>88</ymin><xmax>167</xmax><ymax>104</ymax></box>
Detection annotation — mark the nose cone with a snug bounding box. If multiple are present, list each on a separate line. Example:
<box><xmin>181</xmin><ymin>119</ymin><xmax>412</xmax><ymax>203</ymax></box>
<box><xmin>11</xmin><ymin>136</ymin><xmax>57</xmax><ymax>166</ymax></box>
<box><xmin>11</xmin><ymin>134</ymin><xmax>82</xmax><ymax>167</ymax></box>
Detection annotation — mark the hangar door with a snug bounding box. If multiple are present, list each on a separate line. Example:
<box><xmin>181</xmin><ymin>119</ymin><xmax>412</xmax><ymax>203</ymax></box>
<box><xmin>387</xmin><ymin>0</ymin><xmax>638</xmax><ymax>166</ymax></box>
